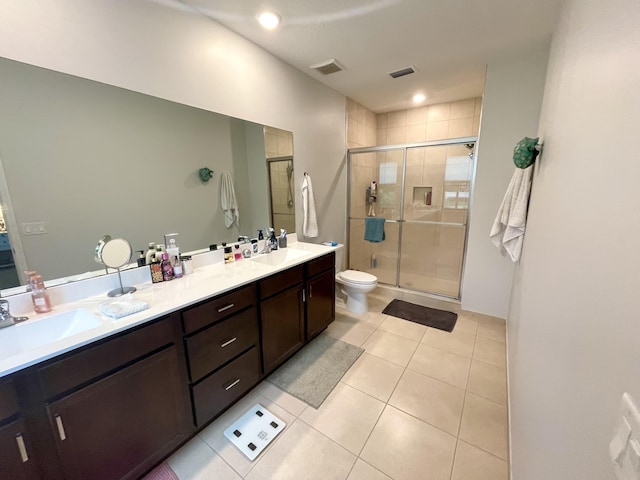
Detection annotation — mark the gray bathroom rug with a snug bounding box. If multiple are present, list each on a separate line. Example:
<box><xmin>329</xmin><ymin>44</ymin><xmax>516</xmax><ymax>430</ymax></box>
<box><xmin>267</xmin><ymin>334</ymin><xmax>363</xmax><ymax>408</ymax></box>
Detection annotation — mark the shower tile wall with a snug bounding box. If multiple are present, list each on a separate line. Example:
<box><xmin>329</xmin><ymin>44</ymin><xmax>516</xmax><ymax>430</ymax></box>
<box><xmin>347</xmin><ymin>97</ymin><xmax>482</xmax><ymax>298</ymax></box>
<box><xmin>264</xmin><ymin>126</ymin><xmax>293</xmax><ymax>158</ymax></box>
<box><xmin>264</xmin><ymin>127</ymin><xmax>295</xmax><ymax>234</ymax></box>
<box><xmin>346</xmin><ymin>98</ymin><xmax>377</xmax><ymax>149</ymax></box>
<box><xmin>376</xmin><ymin>98</ymin><xmax>481</xmax><ymax>146</ymax></box>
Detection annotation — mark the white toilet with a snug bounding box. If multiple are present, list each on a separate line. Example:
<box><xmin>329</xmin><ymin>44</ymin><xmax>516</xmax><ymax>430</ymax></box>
<box><xmin>334</xmin><ymin>248</ymin><xmax>378</xmax><ymax>314</ymax></box>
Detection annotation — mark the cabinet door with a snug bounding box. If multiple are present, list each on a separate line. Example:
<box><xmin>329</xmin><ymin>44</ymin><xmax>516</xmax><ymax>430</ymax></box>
<box><xmin>306</xmin><ymin>269</ymin><xmax>336</xmax><ymax>341</ymax></box>
<box><xmin>47</xmin><ymin>346</ymin><xmax>189</xmax><ymax>480</ymax></box>
<box><xmin>0</xmin><ymin>418</ymin><xmax>40</xmax><ymax>480</ymax></box>
<box><xmin>261</xmin><ymin>284</ymin><xmax>304</xmax><ymax>373</ymax></box>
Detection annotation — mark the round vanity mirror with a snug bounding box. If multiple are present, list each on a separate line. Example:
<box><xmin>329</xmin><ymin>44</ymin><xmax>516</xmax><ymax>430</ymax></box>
<box><xmin>95</xmin><ymin>237</ymin><xmax>136</xmax><ymax>297</ymax></box>
<box><xmin>100</xmin><ymin>238</ymin><xmax>133</xmax><ymax>269</ymax></box>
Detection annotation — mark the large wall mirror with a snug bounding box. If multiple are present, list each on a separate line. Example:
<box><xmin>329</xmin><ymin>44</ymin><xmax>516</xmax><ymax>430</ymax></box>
<box><xmin>0</xmin><ymin>57</ymin><xmax>296</xmax><ymax>294</ymax></box>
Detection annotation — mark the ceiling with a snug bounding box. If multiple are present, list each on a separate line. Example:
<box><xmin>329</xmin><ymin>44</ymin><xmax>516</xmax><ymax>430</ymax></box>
<box><xmin>168</xmin><ymin>0</ymin><xmax>562</xmax><ymax>113</ymax></box>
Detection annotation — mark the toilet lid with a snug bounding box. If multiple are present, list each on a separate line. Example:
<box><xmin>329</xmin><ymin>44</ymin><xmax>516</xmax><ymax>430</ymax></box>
<box><xmin>340</xmin><ymin>270</ymin><xmax>377</xmax><ymax>284</ymax></box>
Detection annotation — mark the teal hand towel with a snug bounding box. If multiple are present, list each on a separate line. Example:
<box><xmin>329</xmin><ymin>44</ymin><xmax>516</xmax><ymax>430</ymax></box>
<box><xmin>364</xmin><ymin>217</ymin><xmax>386</xmax><ymax>242</ymax></box>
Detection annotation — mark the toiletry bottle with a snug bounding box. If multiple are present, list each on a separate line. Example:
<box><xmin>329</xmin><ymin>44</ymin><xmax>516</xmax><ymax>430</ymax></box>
<box><xmin>224</xmin><ymin>246</ymin><xmax>234</xmax><ymax>264</ymax></box>
<box><xmin>234</xmin><ymin>245</ymin><xmax>242</xmax><ymax>261</ymax></box>
<box><xmin>161</xmin><ymin>252</ymin><xmax>174</xmax><ymax>281</ymax></box>
<box><xmin>137</xmin><ymin>250</ymin><xmax>146</xmax><ymax>267</ymax></box>
<box><xmin>150</xmin><ymin>261</ymin><xmax>163</xmax><ymax>283</ymax></box>
<box><xmin>258</xmin><ymin>230</ymin><xmax>264</xmax><ymax>241</ymax></box>
<box><xmin>145</xmin><ymin>242</ymin><xmax>157</xmax><ymax>265</ymax></box>
<box><xmin>154</xmin><ymin>244</ymin><xmax>165</xmax><ymax>263</ymax></box>
<box><xmin>25</xmin><ymin>271</ymin><xmax>52</xmax><ymax>313</ymax></box>
<box><xmin>251</xmin><ymin>239</ymin><xmax>259</xmax><ymax>254</ymax></box>
<box><xmin>269</xmin><ymin>228</ymin><xmax>278</xmax><ymax>251</ymax></box>
<box><xmin>172</xmin><ymin>255</ymin><xmax>183</xmax><ymax>278</ymax></box>
<box><xmin>181</xmin><ymin>255</ymin><xmax>193</xmax><ymax>275</ymax></box>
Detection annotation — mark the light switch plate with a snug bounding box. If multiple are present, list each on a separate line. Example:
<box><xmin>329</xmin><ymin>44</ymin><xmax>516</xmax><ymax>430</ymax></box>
<box><xmin>21</xmin><ymin>222</ymin><xmax>47</xmax><ymax>235</ymax></box>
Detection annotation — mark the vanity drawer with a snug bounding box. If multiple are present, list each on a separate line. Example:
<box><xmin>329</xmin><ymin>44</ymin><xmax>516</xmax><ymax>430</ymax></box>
<box><xmin>182</xmin><ymin>283</ymin><xmax>256</xmax><ymax>334</ymax></box>
<box><xmin>305</xmin><ymin>252</ymin><xmax>335</xmax><ymax>278</ymax></box>
<box><xmin>38</xmin><ymin>315</ymin><xmax>175</xmax><ymax>399</ymax></box>
<box><xmin>259</xmin><ymin>265</ymin><xmax>303</xmax><ymax>300</ymax></box>
<box><xmin>0</xmin><ymin>378</ymin><xmax>19</xmax><ymax>421</ymax></box>
<box><xmin>186</xmin><ymin>307</ymin><xmax>259</xmax><ymax>382</ymax></box>
<box><xmin>192</xmin><ymin>346</ymin><xmax>260</xmax><ymax>427</ymax></box>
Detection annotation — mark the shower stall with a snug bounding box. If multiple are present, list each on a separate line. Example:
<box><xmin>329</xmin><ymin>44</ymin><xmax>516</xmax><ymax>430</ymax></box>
<box><xmin>347</xmin><ymin>137</ymin><xmax>477</xmax><ymax>299</ymax></box>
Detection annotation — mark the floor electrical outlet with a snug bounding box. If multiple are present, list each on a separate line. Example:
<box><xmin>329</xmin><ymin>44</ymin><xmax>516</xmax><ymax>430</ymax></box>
<box><xmin>224</xmin><ymin>404</ymin><xmax>286</xmax><ymax>461</ymax></box>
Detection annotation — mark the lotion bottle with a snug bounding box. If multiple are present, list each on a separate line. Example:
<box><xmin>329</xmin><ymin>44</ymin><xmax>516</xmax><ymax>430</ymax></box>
<box><xmin>25</xmin><ymin>271</ymin><xmax>52</xmax><ymax>313</ymax></box>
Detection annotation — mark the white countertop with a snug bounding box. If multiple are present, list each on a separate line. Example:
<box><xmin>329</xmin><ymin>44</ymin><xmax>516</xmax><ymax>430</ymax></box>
<box><xmin>0</xmin><ymin>241</ymin><xmax>341</xmax><ymax>378</ymax></box>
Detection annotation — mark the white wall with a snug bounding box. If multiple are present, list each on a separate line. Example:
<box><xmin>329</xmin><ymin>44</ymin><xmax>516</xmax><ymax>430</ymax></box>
<box><xmin>0</xmin><ymin>0</ymin><xmax>347</xmax><ymax>251</ymax></box>
<box><xmin>508</xmin><ymin>0</ymin><xmax>640</xmax><ymax>478</ymax></box>
<box><xmin>461</xmin><ymin>47</ymin><xmax>549</xmax><ymax>318</ymax></box>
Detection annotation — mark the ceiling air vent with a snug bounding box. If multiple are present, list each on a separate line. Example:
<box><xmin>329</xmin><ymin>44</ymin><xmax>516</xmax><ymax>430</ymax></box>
<box><xmin>310</xmin><ymin>58</ymin><xmax>344</xmax><ymax>75</ymax></box>
<box><xmin>389</xmin><ymin>65</ymin><xmax>417</xmax><ymax>79</ymax></box>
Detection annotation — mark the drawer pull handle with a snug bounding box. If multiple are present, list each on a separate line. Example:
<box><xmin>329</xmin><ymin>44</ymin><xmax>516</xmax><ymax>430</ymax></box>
<box><xmin>224</xmin><ymin>379</ymin><xmax>240</xmax><ymax>391</ymax></box>
<box><xmin>220</xmin><ymin>337</ymin><xmax>237</xmax><ymax>348</ymax></box>
<box><xmin>309</xmin><ymin>286</ymin><xmax>313</xmax><ymax>298</ymax></box>
<box><xmin>55</xmin><ymin>414</ymin><xmax>67</xmax><ymax>441</ymax></box>
<box><xmin>217</xmin><ymin>303</ymin><xmax>235</xmax><ymax>313</ymax></box>
<box><xmin>15</xmin><ymin>433</ymin><xmax>28</xmax><ymax>463</ymax></box>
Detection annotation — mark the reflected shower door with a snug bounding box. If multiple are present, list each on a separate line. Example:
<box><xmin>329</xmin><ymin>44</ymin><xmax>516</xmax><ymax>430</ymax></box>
<box><xmin>348</xmin><ymin>149</ymin><xmax>403</xmax><ymax>285</ymax></box>
<box><xmin>399</xmin><ymin>144</ymin><xmax>473</xmax><ymax>297</ymax></box>
<box><xmin>267</xmin><ymin>157</ymin><xmax>295</xmax><ymax>234</ymax></box>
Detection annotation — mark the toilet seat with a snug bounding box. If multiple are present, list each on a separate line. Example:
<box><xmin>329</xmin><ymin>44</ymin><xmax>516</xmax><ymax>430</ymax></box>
<box><xmin>338</xmin><ymin>270</ymin><xmax>377</xmax><ymax>285</ymax></box>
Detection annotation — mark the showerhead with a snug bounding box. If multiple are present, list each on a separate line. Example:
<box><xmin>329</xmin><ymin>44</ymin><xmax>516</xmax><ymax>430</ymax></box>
<box><xmin>464</xmin><ymin>143</ymin><xmax>475</xmax><ymax>159</ymax></box>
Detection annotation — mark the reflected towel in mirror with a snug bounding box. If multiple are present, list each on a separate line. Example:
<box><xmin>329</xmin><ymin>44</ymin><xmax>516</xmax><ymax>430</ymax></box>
<box><xmin>220</xmin><ymin>171</ymin><xmax>239</xmax><ymax>228</ymax></box>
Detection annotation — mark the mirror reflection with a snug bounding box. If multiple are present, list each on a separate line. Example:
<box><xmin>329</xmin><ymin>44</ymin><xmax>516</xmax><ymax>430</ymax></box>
<box><xmin>0</xmin><ymin>57</ymin><xmax>295</xmax><ymax>293</ymax></box>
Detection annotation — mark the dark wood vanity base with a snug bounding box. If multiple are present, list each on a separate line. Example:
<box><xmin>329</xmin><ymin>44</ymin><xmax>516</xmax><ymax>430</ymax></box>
<box><xmin>0</xmin><ymin>251</ymin><xmax>335</xmax><ymax>480</ymax></box>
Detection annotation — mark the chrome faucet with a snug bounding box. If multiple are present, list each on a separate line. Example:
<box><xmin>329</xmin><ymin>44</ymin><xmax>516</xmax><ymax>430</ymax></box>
<box><xmin>260</xmin><ymin>227</ymin><xmax>273</xmax><ymax>254</ymax></box>
<box><xmin>0</xmin><ymin>299</ymin><xmax>28</xmax><ymax>329</ymax></box>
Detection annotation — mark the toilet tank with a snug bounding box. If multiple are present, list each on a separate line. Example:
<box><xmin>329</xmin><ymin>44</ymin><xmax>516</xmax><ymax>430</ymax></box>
<box><xmin>334</xmin><ymin>245</ymin><xmax>346</xmax><ymax>273</ymax></box>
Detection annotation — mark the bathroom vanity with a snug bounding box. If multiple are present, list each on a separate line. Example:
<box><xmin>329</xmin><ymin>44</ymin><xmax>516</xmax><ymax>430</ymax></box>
<box><xmin>0</xmin><ymin>244</ymin><xmax>337</xmax><ymax>480</ymax></box>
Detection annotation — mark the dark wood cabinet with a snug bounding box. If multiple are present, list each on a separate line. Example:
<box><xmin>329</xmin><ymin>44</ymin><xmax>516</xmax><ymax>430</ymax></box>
<box><xmin>191</xmin><ymin>346</ymin><xmax>261</xmax><ymax>426</ymax></box>
<box><xmin>260</xmin><ymin>283</ymin><xmax>305</xmax><ymax>374</ymax></box>
<box><xmin>306</xmin><ymin>269</ymin><xmax>336</xmax><ymax>341</ymax></box>
<box><xmin>0</xmin><ymin>418</ymin><xmax>40</xmax><ymax>479</ymax></box>
<box><xmin>0</xmin><ymin>379</ymin><xmax>40</xmax><ymax>479</ymax></box>
<box><xmin>46</xmin><ymin>345</ymin><xmax>189</xmax><ymax>480</ymax></box>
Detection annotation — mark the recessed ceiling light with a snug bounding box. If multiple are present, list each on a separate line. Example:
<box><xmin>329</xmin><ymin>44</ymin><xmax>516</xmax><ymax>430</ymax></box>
<box><xmin>413</xmin><ymin>93</ymin><xmax>426</xmax><ymax>104</ymax></box>
<box><xmin>258</xmin><ymin>11</ymin><xmax>281</xmax><ymax>30</ymax></box>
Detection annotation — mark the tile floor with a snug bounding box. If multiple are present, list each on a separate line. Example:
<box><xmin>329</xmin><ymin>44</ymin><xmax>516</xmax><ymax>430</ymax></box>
<box><xmin>163</xmin><ymin>294</ymin><xmax>509</xmax><ymax>480</ymax></box>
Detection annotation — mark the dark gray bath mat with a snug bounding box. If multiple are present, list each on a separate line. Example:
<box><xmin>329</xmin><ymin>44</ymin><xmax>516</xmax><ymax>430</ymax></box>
<box><xmin>267</xmin><ymin>334</ymin><xmax>363</xmax><ymax>408</ymax></box>
<box><xmin>382</xmin><ymin>299</ymin><xmax>458</xmax><ymax>332</ymax></box>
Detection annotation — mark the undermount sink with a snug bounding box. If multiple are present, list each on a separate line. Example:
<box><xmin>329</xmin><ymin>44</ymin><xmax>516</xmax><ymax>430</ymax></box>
<box><xmin>249</xmin><ymin>247</ymin><xmax>309</xmax><ymax>266</ymax></box>
<box><xmin>0</xmin><ymin>308</ymin><xmax>104</xmax><ymax>360</ymax></box>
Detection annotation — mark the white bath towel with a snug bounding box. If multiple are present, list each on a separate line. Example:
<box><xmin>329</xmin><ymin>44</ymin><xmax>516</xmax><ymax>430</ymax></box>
<box><xmin>302</xmin><ymin>174</ymin><xmax>318</xmax><ymax>238</ymax></box>
<box><xmin>490</xmin><ymin>165</ymin><xmax>533</xmax><ymax>262</ymax></box>
<box><xmin>220</xmin><ymin>171</ymin><xmax>239</xmax><ymax>228</ymax></box>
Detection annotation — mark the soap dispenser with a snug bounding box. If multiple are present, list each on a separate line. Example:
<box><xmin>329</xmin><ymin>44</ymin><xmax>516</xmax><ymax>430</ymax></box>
<box><xmin>25</xmin><ymin>271</ymin><xmax>52</xmax><ymax>313</ymax></box>
<box><xmin>269</xmin><ymin>228</ymin><xmax>278</xmax><ymax>251</ymax></box>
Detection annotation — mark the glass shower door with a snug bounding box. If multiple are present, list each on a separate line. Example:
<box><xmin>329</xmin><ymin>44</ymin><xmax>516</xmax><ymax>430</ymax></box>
<box><xmin>348</xmin><ymin>149</ymin><xmax>403</xmax><ymax>285</ymax></box>
<box><xmin>399</xmin><ymin>144</ymin><xmax>473</xmax><ymax>297</ymax></box>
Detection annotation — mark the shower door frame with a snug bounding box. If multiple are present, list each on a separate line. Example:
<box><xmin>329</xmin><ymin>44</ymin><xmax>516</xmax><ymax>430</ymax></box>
<box><xmin>346</xmin><ymin>136</ymin><xmax>478</xmax><ymax>301</ymax></box>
